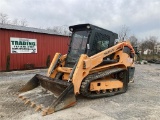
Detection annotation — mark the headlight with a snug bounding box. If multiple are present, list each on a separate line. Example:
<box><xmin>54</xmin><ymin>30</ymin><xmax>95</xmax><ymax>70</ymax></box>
<box><xmin>87</xmin><ymin>25</ymin><xmax>90</xmax><ymax>29</ymax></box>
<box><xmin>70</xmin><ymin>28</ymin><xmax>73</xmax><ymax>31</ymax></box>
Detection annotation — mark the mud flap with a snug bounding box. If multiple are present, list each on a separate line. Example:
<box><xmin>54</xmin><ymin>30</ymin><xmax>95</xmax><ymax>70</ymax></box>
<box><xmin>18</xmin><ymin>74</ymin><xmax>76</xmax><ymax>116</ymax></box>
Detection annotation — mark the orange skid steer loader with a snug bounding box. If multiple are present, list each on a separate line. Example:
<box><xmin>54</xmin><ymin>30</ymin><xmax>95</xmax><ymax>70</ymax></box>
<box><xmin>18</xmin><ymin>24</ymin><xmax>135</xmax><ymax>116</ymax></box>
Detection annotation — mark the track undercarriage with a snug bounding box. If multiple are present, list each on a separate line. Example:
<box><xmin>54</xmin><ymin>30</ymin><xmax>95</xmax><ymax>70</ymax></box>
<box><xmin>80</xmin><ymin>68</ymin><xmax>128</xmax><ymax>98</ymax></box>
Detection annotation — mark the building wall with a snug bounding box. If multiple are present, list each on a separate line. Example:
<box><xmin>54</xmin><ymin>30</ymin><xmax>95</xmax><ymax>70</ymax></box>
<box><xmin>0</xmin><ymin>29</ymin><xmax>70</xmax><ymax>71</ymax></box>
<box><xmin>154</xmin><ymin>44</ymin><xmax>160</xmax><ymax>54</ymax></box>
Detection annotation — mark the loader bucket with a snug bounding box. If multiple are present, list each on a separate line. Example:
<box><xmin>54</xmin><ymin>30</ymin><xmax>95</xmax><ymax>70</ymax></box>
<box><xmin>18</xmin><ymin>74</ymin><xmax>76</xmax><ymax>116</ymax></box>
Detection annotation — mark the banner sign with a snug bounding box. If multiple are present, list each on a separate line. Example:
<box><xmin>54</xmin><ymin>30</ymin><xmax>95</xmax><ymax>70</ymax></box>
<box><xmin>10</xmin><ymin>37</ymin><xmax>37</xmax><ymax>53</ymax></box>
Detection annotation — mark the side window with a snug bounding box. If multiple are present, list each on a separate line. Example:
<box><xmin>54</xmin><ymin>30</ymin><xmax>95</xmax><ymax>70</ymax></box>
<box><xmin>97</xmin><ymin>40</ymin><xmax>109</xmax><ymax>51</ymax></box>
<box><xmin>90</xmin><ymin>32</ymin><xmax>110</xmax><ymax>56</ymax></box>
<box><xmin>70</xmin><ymin>31</ymin><xmax>89</xmax><ymax>55</ymax></box>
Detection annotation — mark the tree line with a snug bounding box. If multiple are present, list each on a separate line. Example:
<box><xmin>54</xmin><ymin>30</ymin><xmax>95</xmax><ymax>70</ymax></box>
<box><xmin>118</xmin><ymin>25</ymin><xmax>159</xmax><ymax>57</ymax></box>
<box><xmin>0</xmin><ymin>13</ymin><xmax>28</xmax><ymax>26</ymax></box>
<box><xmin>0</xmin><ymin>12</ymin><xmax>70</xmax><ymax>35</ymax></box>
<box><xmin>0</xmin><ymin>12</ymin><xmax>159</xmax><ymax>55</ymax></box>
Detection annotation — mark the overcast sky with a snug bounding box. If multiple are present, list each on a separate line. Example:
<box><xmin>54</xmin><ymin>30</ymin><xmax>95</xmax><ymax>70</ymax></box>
<box><xmin>0</xmin><ymin>0</ymin><xmax>160</xmax><ymax>41</ymax></box>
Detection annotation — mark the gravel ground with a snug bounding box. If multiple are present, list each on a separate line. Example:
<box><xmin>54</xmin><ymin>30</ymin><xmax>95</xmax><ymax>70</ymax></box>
<box><xmin>0</xmin><ymin>64</ymin><xmax>160</xmax><ymax>120</ymax></box>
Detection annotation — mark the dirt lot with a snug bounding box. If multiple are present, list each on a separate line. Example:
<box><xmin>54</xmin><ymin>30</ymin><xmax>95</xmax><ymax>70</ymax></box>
<box><xmin>0</xmin><ymin>64</ymin><xmax>160</xmax><ymax>120</ymax></box>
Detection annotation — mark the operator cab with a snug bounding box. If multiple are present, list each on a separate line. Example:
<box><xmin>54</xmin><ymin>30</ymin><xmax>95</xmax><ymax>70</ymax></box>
<box><xmin>65</xmin><ymin>24</ymin><xmax>118</xmax><ymax>67</ymax></box>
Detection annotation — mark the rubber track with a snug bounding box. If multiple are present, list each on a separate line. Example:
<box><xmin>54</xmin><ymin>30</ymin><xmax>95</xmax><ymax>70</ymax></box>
<box><xmin>80</xmin><ymin>67</ymin><xmax>126</xmax><ymax>98</ymax></box>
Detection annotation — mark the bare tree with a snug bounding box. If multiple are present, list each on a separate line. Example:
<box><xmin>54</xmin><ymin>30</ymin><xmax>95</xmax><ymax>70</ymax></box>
<box><xmin>20</xmin><ymin>19</ymin><xmax>28</xmax><ymax>26</ymax></box>
<box><xmin>0</xmin><ymin>13</ymin><xmax>10</xmax><ymax>24</ymax></box>
<box><xmin>60</xmin><ymin>26</ymin><xmax>70</xmax><ymax>35</ymax></box>
<box><xmin>129</xmin><ymin>35</ymin><xmax>138</xmax><ymax>47</ymax></box>
<box><xmin>0</xmin><ymin>13</ymin><xmax>29</xmax><ymax>27</ymax></box>
<box><xmin>118</xmin><ymin>25</ymin><xmax>130</xmax><ymax>41</ymax></box>
<box><xmin>139</xmin><ymin>40</ymin><xmax>148</xmax><ymax>54</ymax></box>
<box><xmin>148</xmin><ymin>36</ymin><xmax>158</xmax><ymax>53</ymax></box>
<box><xmin>139</xmin><ymin>36</ymin><xmax>158</xmax><ymax>55</ymax></box>
<box><xmin>46</xmin><ymin>26</ymin><xmax>60</xmax><ymax>34</ymax></box>
<box><xmin>46</xmin><ymin>26</ymin><xmax>70</xmax><ymax>35</ymax></box>
<box><xmin>12</xmin><ymin>18</ymin><xmax>20</xmax><ymax>25</ymax></box>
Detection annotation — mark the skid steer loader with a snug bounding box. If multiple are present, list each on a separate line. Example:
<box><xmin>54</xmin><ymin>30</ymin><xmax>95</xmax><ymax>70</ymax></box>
<box><xmin>18</xmin><ymin>24</ymin><xmax>135</xmax><ymax>116</ymax></box>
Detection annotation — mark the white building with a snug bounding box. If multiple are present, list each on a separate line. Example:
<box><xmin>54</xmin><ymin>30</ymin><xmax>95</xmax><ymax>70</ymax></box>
<box><xmin>143</xmin><ymin>49</ymin><xmax>152</xmax><ymax>55</ymax></box>
<box><xmin>154</xmin><ymin>43</ymin><xmax>160</xmax><ymax>54</ymax></box>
